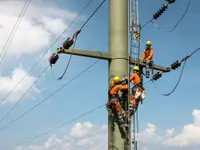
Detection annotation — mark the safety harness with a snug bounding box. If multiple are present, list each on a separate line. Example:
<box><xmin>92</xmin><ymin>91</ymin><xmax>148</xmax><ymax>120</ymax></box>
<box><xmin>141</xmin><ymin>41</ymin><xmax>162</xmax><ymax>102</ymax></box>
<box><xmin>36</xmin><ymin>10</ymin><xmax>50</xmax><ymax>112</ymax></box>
<box><xmin>108</xmin><ymin>85</ymin><xmax>120</xmax><ymax>102</ymax></box>
<box><xmin>132</xmin><ymin>72</ymin><xmax>143</xmax><ymax>91</ymax></box>
<box><xmin>131</xmin><ymin>72</ymin><xmax>145</xmax><ymax>105</ymax></box>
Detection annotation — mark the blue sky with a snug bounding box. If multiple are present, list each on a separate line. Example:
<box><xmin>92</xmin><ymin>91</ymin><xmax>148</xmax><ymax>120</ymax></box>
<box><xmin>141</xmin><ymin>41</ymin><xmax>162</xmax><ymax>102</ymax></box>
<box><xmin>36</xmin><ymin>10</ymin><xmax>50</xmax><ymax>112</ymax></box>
<box><xmin>0</xmin><ymin>0</ymin><xmax>199</xmax><ymax>149</ymax></box>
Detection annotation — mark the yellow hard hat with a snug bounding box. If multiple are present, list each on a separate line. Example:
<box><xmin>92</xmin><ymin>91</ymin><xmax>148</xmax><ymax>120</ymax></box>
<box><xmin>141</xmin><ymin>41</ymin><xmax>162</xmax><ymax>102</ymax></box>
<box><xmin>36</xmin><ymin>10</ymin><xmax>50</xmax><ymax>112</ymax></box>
<box><xmin>113</xmin><ymin>76</ymin><xmax>121</xmax><ymax>83</ymax></box>
<box><xmin>146</xmin><ymin>41</ymin><xmax>152</xmax><ymax>46</ymax></box>
<box><xmin>132</xmin><ymin>66</ymin><xmax>139</xmax><ymax>71</ymax></box>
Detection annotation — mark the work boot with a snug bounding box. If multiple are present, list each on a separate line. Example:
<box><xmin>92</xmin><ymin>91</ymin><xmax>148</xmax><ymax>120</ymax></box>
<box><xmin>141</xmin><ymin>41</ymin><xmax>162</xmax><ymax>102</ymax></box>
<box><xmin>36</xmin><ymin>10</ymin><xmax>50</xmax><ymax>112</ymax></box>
<box><xmin>128</xmin><ymin>104</ymin><xmax>137</xmax><ymax>122</ymax></box>
<box><xmin>118</xmin><ymin>112</ymin><xmax>128</xmax><ymax>128</ymax></box>
<box><xmin>145</xmin><ymin>61</ymin><xmax>150</xmax><ymax>78</ymax></box>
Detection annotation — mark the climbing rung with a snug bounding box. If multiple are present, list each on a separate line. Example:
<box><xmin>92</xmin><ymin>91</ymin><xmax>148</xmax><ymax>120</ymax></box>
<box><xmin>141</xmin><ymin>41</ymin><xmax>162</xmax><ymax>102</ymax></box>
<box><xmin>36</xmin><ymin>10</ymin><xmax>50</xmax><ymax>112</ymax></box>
<box><xmin>133</xmin><ymin>45</ymin><xmax>139</xmax><ymax>48</ymax></box>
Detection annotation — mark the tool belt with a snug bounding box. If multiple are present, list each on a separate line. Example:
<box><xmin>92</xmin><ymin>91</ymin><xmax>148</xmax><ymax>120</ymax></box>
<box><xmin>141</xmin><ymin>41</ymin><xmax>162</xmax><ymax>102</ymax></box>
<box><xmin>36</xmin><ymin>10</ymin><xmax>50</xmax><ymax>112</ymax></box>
<box><xmin>131</xmin><ymin>83</ymin><xmax>143</xmax><ymax>94</ymax></box>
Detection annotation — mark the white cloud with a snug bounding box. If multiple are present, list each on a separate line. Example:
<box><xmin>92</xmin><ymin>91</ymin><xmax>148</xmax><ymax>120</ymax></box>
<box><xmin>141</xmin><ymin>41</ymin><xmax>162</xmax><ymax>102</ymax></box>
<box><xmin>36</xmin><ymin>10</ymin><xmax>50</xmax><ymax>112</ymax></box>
<box><xmin>14</xmin><ymin>122</ymin><xmax>107</xmax><ymax>150</ymax></box>
<box><xmin>13</xmin><ymin>109</ymin><xmax>200</xmax><ymax>150</ymax></box>
<box><xmin>0</xmin><ymin>0</ymin><xmax>81</xmax><ymax>103</ymax></box>
<box><xmin>138</xmin><ymin>109</ymin><xmax>200</xmax><ymax>150</ymax></box>
<box><xmin>0</xmin><ymin>67</ymin><xmax>40</xmax><ymax>104</ymax></box>
<box><xmin>0</xmin><ymin>0</ymin><xmax>78</xmax><ymax>59</ymax></box>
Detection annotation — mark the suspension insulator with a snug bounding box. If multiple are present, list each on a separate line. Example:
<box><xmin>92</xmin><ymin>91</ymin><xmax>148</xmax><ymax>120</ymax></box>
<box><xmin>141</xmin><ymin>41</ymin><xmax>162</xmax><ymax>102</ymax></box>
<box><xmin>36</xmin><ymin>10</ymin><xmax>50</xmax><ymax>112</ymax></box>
<box><xmin>153</xmin><ymin>4</ymin><xmax>168</xmax><ymax>20</ymax></box>
<box><xmin>171</xmin><ymin>61</ymin><xmax>181</xmax><ymax>70</ymax></box>
<box><xmin>166</xmin><ymin>0</ymin><xmax>176</xmax><ymax>4</ymax></box>
<box><xmin>62</xmin><ymin>37</ymin><xmax>74</xmax><ymax>49</ymax></box>
<box><xmin>153</xmin><ymin>72</ymin><xmax>162</xmax><ymax>80</ymax></box>
<box><xmin>49</xmin><ymin>53</ymin><xmax>59</xmax><ymax>65</ymax></box>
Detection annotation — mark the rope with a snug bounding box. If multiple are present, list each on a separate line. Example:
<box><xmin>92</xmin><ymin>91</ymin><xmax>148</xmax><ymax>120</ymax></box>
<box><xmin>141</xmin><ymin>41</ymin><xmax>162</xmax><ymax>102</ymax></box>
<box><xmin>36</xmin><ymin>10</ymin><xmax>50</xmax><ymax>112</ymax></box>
<box><xmin>8</xmin><ymin>103</ymin><xmax>105</xmax><ymax>149</ymax></box>
<box><xmin>50</xmin><ymin>0</ymin><xmax>107</xmax><ymax>80</ymax></box>
<box><xmin>0</xmin><ymin>60</ymin><xmax>100</xmax><ymax>133</ymax></box>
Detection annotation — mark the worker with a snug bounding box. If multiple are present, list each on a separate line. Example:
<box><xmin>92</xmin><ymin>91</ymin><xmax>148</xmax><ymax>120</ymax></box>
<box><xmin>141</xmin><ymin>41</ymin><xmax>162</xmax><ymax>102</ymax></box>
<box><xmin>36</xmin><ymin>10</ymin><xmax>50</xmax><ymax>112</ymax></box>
<box><xmin>129</xmin><ymin>66</ymin><xmax>145</xmax><ymax>121</ymax></box>
<box><xmin>142</xmin><ymin>40</ymin><xmax>154</xmax><ymax>78</ymax></box>
<box><xmin>107</xmin><ymin>76</ymin><xmax>128</xmax><ymax>127</ymax></box>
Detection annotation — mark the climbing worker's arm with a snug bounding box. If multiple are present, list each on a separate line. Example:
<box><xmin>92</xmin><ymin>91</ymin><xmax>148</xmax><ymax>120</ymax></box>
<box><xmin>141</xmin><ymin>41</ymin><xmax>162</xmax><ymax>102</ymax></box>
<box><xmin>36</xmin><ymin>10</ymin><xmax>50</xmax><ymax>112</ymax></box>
<box><xmin>145</xmin><ymin>49</ymin><xmax>154</xmax><ymax>61</ymax></box>
<box><xmin>118</xmin><ymin>85</ymin><xmax>128</xmax><ymax>91</ymax></box>
<box><xmin>129</xmin><ymin>74</ymin><xmax>135</xmax><ymax>83</ymax></box>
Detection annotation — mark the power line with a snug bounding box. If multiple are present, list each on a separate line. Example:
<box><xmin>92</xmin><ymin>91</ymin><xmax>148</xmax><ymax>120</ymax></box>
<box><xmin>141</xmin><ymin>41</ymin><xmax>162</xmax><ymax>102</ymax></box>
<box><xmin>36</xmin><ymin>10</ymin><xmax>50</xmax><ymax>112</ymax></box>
<box><xmin>152</xmin><ymin>46</ymin><xmax>200</xmax><ymax>96</ymax></box>
<box><xmin>0</xmin><ymin>0</ymin><xmax>106</xmax><ymax>131</ymax></box>
<box><xmin>8</xmin><ymin>103</ymin><xmax>105</xmax><ymax>149</ymax></box>
<box><xmin>152</xmin><ymin>0</ymin><xmax>191</xmax><ymax>32</ymax></box>
<box><xmin>0</xmin><ymin>0</ymin><xmax>31</xmax><ymax>67</ymax></box>
<box><xmin>0</xmin><ymin>65</ymin><xmax>49</xmax><ymax>125</ymax></box>
<box><xmin>0</xmin><ymin>0</ymin><xmax>107</xmax><ymax>124</ymax></box>
<box><xmin>50</xmin><ymin>31</ymin><xmax>79</xmax><ymax>80</ymax></box>
<box><xmin>152</xmin><ymin>60</ymin><xmax>186</xmax><ymax>96</ymax></box>
<box><xmin>80</xmin><ymin>0</ymin><xmax>106</xmax><ymax>29</ymax></box>
<box><xmin>0</xmin><ymin>59</ymin><xmax>100</xmax><ymax>133</ymax></box>
<box><xmin>9</xmin><ymin>66</ymin><xmax>151</xmax><ymax>150</ymax></box>
<box><xmin>50</xmin><ymin>0</ymin><xmax>107</xmax><ymax>80</ymax></box>
<box><xmin>0</xmin><ymin>0</ymin><xmax>96</xmax><ymax>106</ymax></box>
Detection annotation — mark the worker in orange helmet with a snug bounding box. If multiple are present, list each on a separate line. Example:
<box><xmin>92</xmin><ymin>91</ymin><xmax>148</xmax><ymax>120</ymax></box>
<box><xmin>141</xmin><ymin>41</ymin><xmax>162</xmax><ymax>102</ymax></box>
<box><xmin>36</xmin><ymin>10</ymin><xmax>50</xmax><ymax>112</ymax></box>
<box><xmin>107</xmin><ymin>76</ymin><xmax>128</xmax><ymax>127</ymax></box>
<box><xmin>142</xmin><ymin>41</ymin><xmax>154</xmax><ymax>78</ymax></box>
<box><xmin>129</xmin><ymin>66</ymin><xmax>146</xmax><ymax>121</ymax></box>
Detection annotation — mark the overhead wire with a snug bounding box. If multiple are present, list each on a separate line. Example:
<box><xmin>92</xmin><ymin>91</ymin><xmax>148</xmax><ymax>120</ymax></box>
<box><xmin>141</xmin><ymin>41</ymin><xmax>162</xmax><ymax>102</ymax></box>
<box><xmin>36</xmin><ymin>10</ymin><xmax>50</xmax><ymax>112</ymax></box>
<box><xmin>140</xmin><ymin>0</ymin><xmax>191</xmax><ymax>32</ymax></box>
<box><xmin>0</xmin><ymin>0</ymin><xmax>99</xmax><ymax>106</ymax></box>
<box><xmin>152</xmin><ymin>0</ymin><xmax>191</xmax><ymax>32</ymax></box>
<box><xmin>50</xmin><ymin>0</ymin><xmax>107</xmax><ymax>80</ymax></box>
<box><xmin>0</xmin><ymin>59</ymin><xmax>100</xmax><ymax>133</ymax></box>
<box><xmin>0</xmin><ymin>0</ymin><xmax>106</xmax><ymax>134</ymax></box>
<box><xmin>0</xmin><ymin>65</ymin><xmax>49</xmax><ymax>125</ymax></box>
<box><xmin>0</xmin><ymin>0</ymin><xmax>31</xmax><ymax>67</ymax></box>
<box><xmin>152</xmin><ymin>47</ymin><xmax>200</xmax><ymax>96</ymax></box>
<box><xmin>152</xmin><ymin>60</ymin><xmax>186</xmax><ymax>96</ymax></box>
<box><xmin>8</xmin><ymin>103</ymin><xmax>105</xmax><ymax>150</ymax></box>
<box><xmin>50</xmin><ymin>33</ymin><xmax>79</xmax><ymax>80</ymax></box>
<box><xmin>133</xmin><ymin>0</ymin><xmax>193</xmax><ymax>97</ymax></box>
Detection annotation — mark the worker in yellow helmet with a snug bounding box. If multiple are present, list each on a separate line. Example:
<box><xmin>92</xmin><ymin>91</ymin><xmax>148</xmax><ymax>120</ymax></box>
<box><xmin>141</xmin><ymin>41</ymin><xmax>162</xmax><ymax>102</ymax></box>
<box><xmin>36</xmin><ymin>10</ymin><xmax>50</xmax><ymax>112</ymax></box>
<box><xmin>129</xmin><ymin>66</ymin><xmax>146</xmax><ymax>121</ymax></box>
<box><xmin>107</xmin><ymin>76</ymin><xmax>128</xmax><ymax>127</ymax></box>
<box><xmin>142</xmin><ymin>41</ymin><xmax>154</xmax><ymax>78</ymax></box>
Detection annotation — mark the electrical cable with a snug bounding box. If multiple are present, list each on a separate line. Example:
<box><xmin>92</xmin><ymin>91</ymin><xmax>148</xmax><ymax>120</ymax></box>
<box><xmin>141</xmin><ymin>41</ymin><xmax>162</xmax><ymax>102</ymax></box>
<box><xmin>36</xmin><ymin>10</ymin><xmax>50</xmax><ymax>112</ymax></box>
<box><xmin>0</xmin><ymin>0</ymin><xmax>31</xmax><ymax>67</ymax></box>
<box><xmin>140</xmin><ymin>20</ymin><xmax>152</xmax><ymax>30</ymax></box>
<box><xmin>152</xmin><ymin>0</ymin><xmax>191</xmax><ymax>32</ymax></box>
<box><xmin>0</xmin><ymin>0</ymin><xmax>106</xmax><ymax>133</ymax></box>
<box><xmin>80</xmin><ymin>0</ymin><xmax>106</xmax><ymax>30</ymax></box>
<box><xmin>152</xmin><ymin>60</ymin><xmax>186</xmax><ymax>96</ymax></box>
<box><xmin>152</xmin><ymin>46</ymin><xmax>200</xmax><ymax>96</ymax></box>
<box><xmin>0</xmin><ymin>65</ymin><xmax>49</xmax><ymax>125</ymax></box>
<box><xmin>0</xmin><ymin>0</ymin><xmax>96</xmax><ymax>106</ymax></box>
<box><xmin>8</xmin><ymin>103</ymin><xmax>105</xmax><ymax>149</ymax></box>
<box><xmin>50</xmin><ymin>34</ymin><xmax>78</xmax><ymax>80</ymax></box>
<box><xmin>50</xmin><ymin>0</ymin><xmax>107</xmax><ymax>80</ymax></box>
<box><xmin>0</xmin><ymin>59</ymin><xmax>100</xmax><ymax>133</ymax></box>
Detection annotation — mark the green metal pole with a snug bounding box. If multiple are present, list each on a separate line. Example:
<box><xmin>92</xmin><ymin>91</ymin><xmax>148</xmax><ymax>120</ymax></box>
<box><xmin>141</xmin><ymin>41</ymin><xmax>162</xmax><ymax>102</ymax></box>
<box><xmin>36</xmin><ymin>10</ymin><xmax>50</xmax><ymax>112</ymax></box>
<box><xmin>108</xmin><ymin>0</ymin><xmax>129</xmax><ymax>149</ymax></box>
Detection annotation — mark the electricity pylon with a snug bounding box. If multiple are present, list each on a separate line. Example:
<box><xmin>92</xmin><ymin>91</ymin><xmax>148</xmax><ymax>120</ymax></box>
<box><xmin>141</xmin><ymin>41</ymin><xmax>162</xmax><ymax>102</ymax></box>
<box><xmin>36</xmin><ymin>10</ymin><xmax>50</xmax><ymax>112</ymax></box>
<box><xmin>129</xmin><ymin>0</ymin><xmax>140</xmax><ymax>149</ymax></box>
<box><xmin>57</xmin><ymin>0</ymin><xmax>169</xmax><ymax>149</ymax></box>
